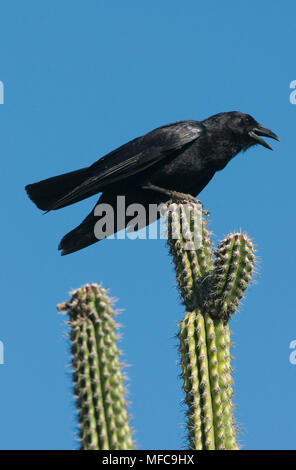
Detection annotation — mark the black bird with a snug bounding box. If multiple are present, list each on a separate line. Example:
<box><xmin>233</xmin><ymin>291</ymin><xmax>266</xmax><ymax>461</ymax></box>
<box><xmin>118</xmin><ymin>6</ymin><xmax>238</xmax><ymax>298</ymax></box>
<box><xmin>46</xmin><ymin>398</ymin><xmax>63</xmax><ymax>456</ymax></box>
<box><xmin>25</xmin><ymin>111</ymin><xmax>279</xmax><ymax>255</ymax></box>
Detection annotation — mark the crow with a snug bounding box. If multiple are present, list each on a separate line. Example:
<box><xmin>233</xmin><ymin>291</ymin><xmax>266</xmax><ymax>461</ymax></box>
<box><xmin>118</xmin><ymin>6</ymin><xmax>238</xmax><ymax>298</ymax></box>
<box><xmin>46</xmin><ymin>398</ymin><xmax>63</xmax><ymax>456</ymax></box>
<box><xmin>25</xmin><ymin>111</ymin><xmax>279</xmax><ymax>255</ymax></box>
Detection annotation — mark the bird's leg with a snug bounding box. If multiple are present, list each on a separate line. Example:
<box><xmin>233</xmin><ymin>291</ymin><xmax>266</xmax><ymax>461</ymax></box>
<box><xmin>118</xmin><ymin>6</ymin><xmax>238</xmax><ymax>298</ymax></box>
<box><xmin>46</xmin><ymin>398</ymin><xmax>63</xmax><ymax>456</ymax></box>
<box><xmin>142</xmin><ymin>183</ymin><xmax>200</xmax><ymax>204</ymax></box>
<box><xmin>142</xmin><ymin>183</ymin><xmax>210</xmax><ymax>215</ymax></box>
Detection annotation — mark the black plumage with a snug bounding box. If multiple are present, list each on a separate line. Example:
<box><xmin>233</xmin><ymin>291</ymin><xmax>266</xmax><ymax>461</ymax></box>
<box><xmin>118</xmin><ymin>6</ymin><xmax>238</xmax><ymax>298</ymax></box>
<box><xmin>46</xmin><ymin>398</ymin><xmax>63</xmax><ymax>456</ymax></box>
<box><xmin>25</xmin><ymin>111</ymin><xmax>279</xmax><ymax>255</ymax></box>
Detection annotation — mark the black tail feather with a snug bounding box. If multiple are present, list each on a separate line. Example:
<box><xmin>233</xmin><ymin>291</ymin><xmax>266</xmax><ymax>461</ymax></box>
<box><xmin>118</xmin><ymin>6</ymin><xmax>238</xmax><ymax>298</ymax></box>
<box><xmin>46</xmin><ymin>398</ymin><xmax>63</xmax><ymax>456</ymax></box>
<box><xmin>25</xmin><ymin>167</ymin><xmax>90</xmax><ymax>211</ymax></box>
<box><xmin>58</xmin><ymin>189</ymin><xmax>164</xmax><ymax>255</ymax></box>
<box><xmin>58</xmin><ymin>203</ymin><xmax>100</xmax><ymax>255</ymax></box>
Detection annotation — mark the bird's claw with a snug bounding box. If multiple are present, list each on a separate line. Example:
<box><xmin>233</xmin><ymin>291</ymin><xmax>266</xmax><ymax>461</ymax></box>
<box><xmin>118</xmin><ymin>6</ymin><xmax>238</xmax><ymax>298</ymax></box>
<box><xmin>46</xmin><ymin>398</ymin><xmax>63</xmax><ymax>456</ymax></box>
<box><xmin>169</xmin><ymin>191</ymin><xmax>199</xmax><ymax>204</ymax></box>
<box><xmin>168</xmin><ymin>193</ymin><xmax>210</xmax><ymax>216</ymax></box>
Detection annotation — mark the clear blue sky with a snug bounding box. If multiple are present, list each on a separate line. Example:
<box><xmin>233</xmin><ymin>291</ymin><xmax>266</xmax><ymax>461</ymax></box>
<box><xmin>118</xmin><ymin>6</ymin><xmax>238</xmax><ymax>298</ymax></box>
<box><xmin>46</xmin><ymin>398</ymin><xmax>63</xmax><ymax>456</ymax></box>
<box><xmin>0</xmin><ymin>0</ymin><xmax>295</xmax><ymax>450</ymax></box>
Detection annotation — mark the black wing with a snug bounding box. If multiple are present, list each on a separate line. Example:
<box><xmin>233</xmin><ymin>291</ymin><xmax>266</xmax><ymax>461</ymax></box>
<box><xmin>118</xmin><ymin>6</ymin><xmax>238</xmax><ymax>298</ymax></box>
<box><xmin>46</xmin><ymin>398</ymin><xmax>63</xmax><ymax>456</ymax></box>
<box><xmin>51</xmin><ymin>120</ymin><xmax>204</xmax><ymax>209</ymax></box>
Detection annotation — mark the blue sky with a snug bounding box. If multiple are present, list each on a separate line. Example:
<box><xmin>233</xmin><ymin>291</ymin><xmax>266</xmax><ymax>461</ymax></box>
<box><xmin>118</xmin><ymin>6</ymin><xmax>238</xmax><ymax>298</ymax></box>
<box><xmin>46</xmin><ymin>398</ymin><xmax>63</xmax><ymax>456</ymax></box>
<box><xmin>0</xmin><ymin>0</ymin><xmax>295</xmax><ymax>450</ymax></box>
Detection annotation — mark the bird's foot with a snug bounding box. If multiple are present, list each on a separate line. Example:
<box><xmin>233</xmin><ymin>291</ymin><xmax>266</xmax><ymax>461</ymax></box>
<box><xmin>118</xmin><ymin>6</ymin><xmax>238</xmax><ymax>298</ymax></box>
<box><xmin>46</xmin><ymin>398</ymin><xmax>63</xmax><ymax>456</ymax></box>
<box><xmin>168</xmin><ymin>192</ymin><xmax>210</xmax><ymax>216</ymax></box>
<box><xmin>168</xmin><ymin>191</ymin><xmax>200</xmax><ymax>204</ymax></box>
<box><xmin>142</xmin><ymin>183</ymin><xmax>209</xmax><ymax>213</ymax></box>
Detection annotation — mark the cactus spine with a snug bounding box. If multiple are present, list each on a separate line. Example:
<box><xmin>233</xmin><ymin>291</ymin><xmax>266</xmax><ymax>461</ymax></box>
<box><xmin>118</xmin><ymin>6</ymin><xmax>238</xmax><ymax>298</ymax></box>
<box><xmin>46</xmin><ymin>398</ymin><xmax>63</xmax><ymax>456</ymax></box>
<box><xmin>168</xmin><ymin>202</ymin><xmax>255</xmax><ymax>450</ymax></box>
<box><xmin>58</xmin><ymin>283</ymin><xmax>133</xmax><ymax>450</ymax></box>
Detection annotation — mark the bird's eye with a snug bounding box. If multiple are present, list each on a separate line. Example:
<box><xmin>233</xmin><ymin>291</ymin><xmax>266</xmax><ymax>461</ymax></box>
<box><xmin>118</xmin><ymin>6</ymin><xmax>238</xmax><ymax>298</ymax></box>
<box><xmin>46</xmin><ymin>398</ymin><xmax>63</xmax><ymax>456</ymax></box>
<box><xmin>242</xmin><ymin>117</ymin><xmax>250</xmax><ymax>125</ymax></box>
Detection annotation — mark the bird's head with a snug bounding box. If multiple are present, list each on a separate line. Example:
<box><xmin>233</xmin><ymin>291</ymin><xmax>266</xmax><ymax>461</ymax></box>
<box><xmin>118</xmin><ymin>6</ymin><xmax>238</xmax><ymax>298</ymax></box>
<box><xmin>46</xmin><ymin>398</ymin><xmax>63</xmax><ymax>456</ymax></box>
<box><xmin>204</xmin><ymin>111</ymin><xmax>280</xmax><ymax>151</ymax></box>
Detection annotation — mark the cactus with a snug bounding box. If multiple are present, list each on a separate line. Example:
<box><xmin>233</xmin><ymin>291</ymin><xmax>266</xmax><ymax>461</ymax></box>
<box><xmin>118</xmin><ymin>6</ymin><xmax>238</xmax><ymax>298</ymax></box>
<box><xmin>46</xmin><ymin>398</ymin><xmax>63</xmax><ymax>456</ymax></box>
<box><xmin>57</xmin><ymin>202</ymin><xmax>255</xmax><ymax>450</ymax></box>
<box><xmin>58</xmin><ymin>283</ymin><xmax>133</xmax><ymax>450</ymax></box>
<box><xmin>167</xmin><ymin>201</ymin><xmax>255</xmax><ymax>450</ymax></box>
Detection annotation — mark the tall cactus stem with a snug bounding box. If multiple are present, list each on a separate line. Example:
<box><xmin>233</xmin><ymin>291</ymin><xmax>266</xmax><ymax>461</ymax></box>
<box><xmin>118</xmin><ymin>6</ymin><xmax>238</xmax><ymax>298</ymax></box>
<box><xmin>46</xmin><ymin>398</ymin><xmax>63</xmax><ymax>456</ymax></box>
<box><xmin>203</xmin><ymin>314</ymin><xmax>226</xmax><ymax>449</ymax></box>
<box><xmin>179</xmin><ymin>311</ymin><xmax>215</xmax><ymax>449</ymax></box>
<box><xmin>214</xmin><ymin>320</ymin><xmax>238</xmax><ymax>449</ymax></box>
<box><xmin>71</xmin><ymin>320</ymin><xmax>102</xmax><ymax>449</ymax></box>
<box><xmin>169</xmin><ymin>202</ymin><xmax>255</xmax><ymax>450</ymax></box>
<box><xmin>179</xmin><ymin>312</ymin><xmax>204</xmax><ymax>449</ymax></box>
<box><xmin>58</xmin><ymin>283</ymin><xmax>133</xmax><ymax>450</ymax></box>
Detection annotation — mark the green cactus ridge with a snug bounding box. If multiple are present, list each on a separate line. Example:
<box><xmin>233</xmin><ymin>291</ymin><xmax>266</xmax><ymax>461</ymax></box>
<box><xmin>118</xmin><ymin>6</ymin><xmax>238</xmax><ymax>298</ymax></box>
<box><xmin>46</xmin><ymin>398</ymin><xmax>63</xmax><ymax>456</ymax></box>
<box><xmin>169</xmin><ymin>202</ymin><xmax>255</xmax><ymax>450</ymax></box>
<box><xmin>179</xmin><ymin>311</ymin><xmax>238</xmax><ymax>450</ymax></box>
<box><xmin>208</xmin><ymin>233</ymin><xmax>255</xmax><ymax>320</ymax></box>
<box><xmin>58</xmin><ymin>283</ymin><xmax>133</xmax><ymax>450</ymax></box>
<box><xmin>167</xmin><ymin>202</ymin><xmax>213</xmax><ymax>311</ymax></box>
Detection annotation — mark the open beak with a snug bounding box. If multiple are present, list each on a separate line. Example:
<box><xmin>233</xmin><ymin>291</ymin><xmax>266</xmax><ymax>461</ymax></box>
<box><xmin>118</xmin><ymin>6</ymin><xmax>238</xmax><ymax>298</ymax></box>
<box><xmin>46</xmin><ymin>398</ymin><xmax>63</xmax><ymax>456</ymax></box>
<box><xmin>248</xmin><ymin>124</ymin><xmax>280</xmax><ymax>150</ymax></box>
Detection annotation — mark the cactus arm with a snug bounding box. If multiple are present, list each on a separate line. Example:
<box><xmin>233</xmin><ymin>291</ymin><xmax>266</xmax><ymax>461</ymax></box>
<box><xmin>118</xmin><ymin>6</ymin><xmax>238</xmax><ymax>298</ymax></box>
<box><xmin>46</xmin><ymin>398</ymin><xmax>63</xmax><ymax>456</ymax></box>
<box><xmin>208</xmin><ymin>233</ymin><xmax>255</xmax><ymax>320</ymax></box>
<box><xmin>167</xmin><ymin>203</ymin><xmax>212</xmax><ymax>311</ymax></box>
<box><xmin>167</xmin><ymin>204</ymin><xmax>200</xmax><ymax>310</ymax></box>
